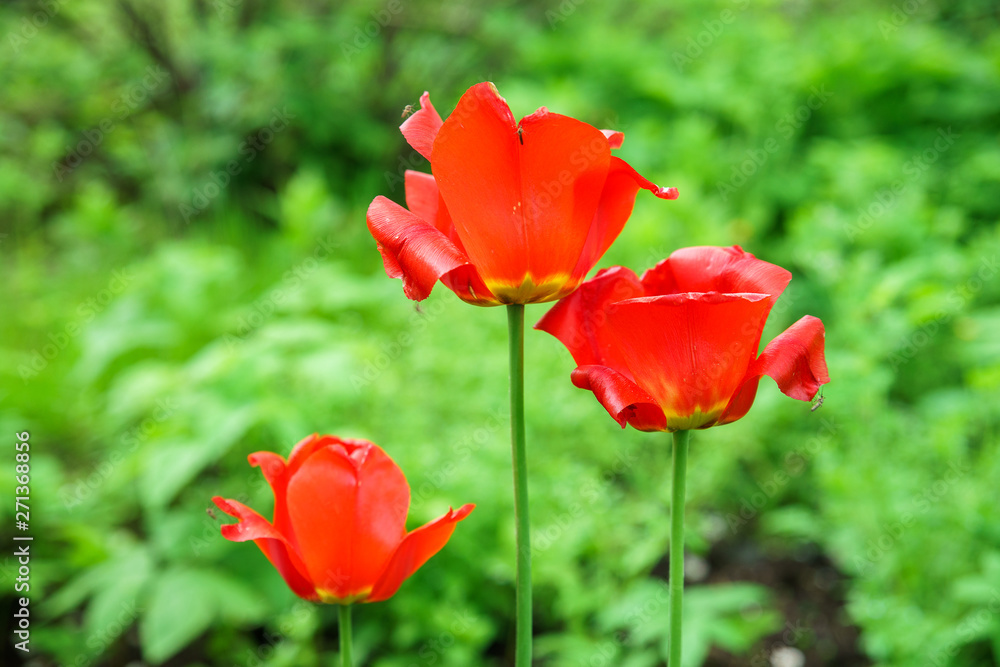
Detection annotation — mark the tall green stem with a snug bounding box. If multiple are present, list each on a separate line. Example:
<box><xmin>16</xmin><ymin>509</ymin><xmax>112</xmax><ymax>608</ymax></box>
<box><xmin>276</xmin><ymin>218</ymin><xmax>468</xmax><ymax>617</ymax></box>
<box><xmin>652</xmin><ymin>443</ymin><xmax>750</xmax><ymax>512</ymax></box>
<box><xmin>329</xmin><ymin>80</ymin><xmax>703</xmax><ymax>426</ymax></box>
<box><xmin>339</xmin><ymin>604</ymin><xmax>352</xmax><ymax>667</ymax></box>
<box><xmin>669</xmin><ymin>430</ymin><xmax>690</xmax><ymax>667</ymax></box>
<box><xmin>507</xmin><ymin>304</ymin><xmax>532</xmax><ymax>666</ymax></box>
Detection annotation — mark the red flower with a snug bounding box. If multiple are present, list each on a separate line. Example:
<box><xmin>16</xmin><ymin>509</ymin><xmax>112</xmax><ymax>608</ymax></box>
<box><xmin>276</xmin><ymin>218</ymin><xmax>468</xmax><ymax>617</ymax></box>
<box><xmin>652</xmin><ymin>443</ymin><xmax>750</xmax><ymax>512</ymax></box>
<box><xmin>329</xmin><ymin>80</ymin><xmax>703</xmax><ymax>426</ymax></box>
<box><xmin>213</xmin><ymin>435</ymin><xmax>474</xmax><ymax>604</ymax></box>
<box><xmin>367</xmin><ymin>82</ymin><xmax>678</xmax><ymax>306</ymax></box>
<box><xmin>536</xmin><ymin>246</ymin><xmax>830</xmax><ymax>431</ymax></box>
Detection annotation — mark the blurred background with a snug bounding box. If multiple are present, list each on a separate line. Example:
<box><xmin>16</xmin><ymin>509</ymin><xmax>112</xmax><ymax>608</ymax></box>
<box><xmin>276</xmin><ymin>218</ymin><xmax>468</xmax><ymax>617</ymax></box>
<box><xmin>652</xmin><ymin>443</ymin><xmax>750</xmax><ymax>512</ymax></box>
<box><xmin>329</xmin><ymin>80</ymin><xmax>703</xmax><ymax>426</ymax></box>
<box><xmin>2</xmin><ymin>0</ymin><xmax>999</xmax><ymax>665</ymax></box>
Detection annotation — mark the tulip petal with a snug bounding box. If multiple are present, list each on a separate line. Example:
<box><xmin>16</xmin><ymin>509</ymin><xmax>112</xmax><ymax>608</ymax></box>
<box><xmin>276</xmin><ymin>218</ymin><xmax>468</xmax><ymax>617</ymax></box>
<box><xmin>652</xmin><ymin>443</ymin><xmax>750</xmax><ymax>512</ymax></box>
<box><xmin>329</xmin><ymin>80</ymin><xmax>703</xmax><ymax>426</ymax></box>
<box><xmin>367</xmin><ymin>195</ymin><xmax>497</xmax><ymax>305</ymax></box>
<box><xmin>400</xmin><ymin>91</ymin><xmax>443</xmax><ymax>161</ymax></box>
<box><xmin>516</xmin><ymin>108</ymin><xmax>610</xmax><ymax>288</ymax></box>
<box><xmin>255</xmin><ymin>435</ymin><xmax>366</xmax><ymax>542</ymax></box>
<box><xmin>247</xmin><ymin>450</ymin><xmax>296</xmax><ymax>540</ymax></box>
<box><xmin>641</xmin><ymin>246</ymin><xmax>791</xmax><ymax>305</ymax></box>
<box><xmin>572</xmin><ymin>157</ymin><xmax>679</xmax><ymax>281</ymax></box>
<box><xmin>535</xmin><ymin>266</ymin><xmax>644</xmax><ymax>371</ymax></box>
<box><xmin>608</xmin><ymin>293</ymin><xmax>773</xmax><ymax>430</ymax></box>
<box><xmin>213</xmin><ymin>496</ymin><xmax>318</xmax><ymax>601</ymax></box>
<box><xmin>571</xmin><ymin>365</ymin><xmax>667</xmax><ymax>431</ymax></box>
<box><xmin>404</xmin><ymin>170</ymin><xmax>463</xmax><ymax>248</ymax></box>
<box><xmin>601</xmin><ymin>129</ymin><xmax>625</xmax><ymax>149</ymax></box>
<box><xmin>367</xmin><ymin>504</ymin><xmax>475</xmax><ymax>603</ymax></box>
<box><xmin>719</xmin><ymin>315</ymin><xmax>830</xmax><ymax>424</ymax></box>
<box><xmin>284</xmin><ymin>441</ymin><xmax>411</xmax><ymax>600</ymax></box>
<box><xmin>433</xmin><ymin>83</ymin><xmax>617</xmax><ymax>302</ymax></box>
<box><xmin>432</xmin><ymin>82</ymin><xmax>525</xmax><ymax>290</ymax></box>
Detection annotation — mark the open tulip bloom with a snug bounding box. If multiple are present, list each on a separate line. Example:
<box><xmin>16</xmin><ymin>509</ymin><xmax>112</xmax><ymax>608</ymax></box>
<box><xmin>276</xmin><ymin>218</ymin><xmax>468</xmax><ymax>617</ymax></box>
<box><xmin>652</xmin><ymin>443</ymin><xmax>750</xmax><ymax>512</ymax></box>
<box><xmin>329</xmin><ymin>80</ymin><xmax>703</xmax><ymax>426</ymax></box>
<box><xmin>536</xmin><ymin>245</ymin><xmax>829</xmax><ymax>665</ymax></box>
<box><xmin>365</xmin><ymin>81</ymin><xmax>679</xmax><ymax>665</ymax></box>
<box><xmin>366</xmin><ymin>81</ymin><xmax>678</xmax><ymax>306</ymax></box>
<box><xmin>213</xmin><ymin>434</ymin><xmax>473</xmax><ymax>666</ymax></box>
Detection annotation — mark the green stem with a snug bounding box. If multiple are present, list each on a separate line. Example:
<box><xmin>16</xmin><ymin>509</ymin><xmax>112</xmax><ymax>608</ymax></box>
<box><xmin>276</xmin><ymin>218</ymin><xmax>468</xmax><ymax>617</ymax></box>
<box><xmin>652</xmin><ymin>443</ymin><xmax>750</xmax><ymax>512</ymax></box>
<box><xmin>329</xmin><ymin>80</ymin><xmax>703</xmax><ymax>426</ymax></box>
<box><xmin>507</xmin><ymin>304</ymin><xmax>532</xmax><ymax>666</ymax></box>
<box><xmin>339</xmin><ymin>604</ymin><xmax>352</xmax><ymax>667</ymax></box>
<box><xmin>669</xmin><ymin>430</ymin><xmax>690</xmax><ymax>667</ymax></box>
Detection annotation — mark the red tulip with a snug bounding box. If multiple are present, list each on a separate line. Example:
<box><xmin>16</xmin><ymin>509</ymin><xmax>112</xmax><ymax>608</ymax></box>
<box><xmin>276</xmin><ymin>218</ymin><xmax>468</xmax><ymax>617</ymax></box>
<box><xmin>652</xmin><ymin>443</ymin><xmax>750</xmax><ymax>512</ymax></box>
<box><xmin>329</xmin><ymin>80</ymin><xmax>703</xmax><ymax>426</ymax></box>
<box><xmin>367</xmin><ymin>82</ymin><xmax>679</xmax><ymax>306</ymax></box>
<box><xmin>536</xmin><ymin>246</ymin><xmax>830</xmax><ymax>431</ymax></box>
<box><xmin>213</xmin><ymin>435</ymin><xmax>474</xmax><ymax>604</ymax></box>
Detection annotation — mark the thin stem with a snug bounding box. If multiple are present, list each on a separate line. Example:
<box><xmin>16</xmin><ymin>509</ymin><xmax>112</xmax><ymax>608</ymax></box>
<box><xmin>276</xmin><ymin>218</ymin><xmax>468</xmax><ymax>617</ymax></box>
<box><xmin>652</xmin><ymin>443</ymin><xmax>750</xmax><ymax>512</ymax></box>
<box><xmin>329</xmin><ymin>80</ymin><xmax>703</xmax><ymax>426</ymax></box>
<box><xmin>507</xmin><ymin>304</ymin><xmax>532</xmax><ymax>666</ymax></box>
<box><xmin>669</xmin><ymin>429</ymin><xmax>690</xmax><ymax>667</ymax></box>
<box><xmin>339</xmin><ymin>604</ymin><xmax>352</xmax><ymax>667</ymax></box>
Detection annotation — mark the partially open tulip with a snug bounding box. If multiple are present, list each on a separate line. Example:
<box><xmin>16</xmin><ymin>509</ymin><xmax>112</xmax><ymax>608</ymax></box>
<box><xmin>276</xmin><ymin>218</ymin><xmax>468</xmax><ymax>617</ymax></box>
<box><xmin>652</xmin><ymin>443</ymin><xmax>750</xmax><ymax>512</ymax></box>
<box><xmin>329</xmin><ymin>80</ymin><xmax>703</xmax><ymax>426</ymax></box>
<box><xmin>367</xmin><ymin>82</ymin><xmax>679</xmax><ymax>306</ymax></box>
<box><xmin>536</xmin><ymin>246</ymin><xmax>829</xmax><ymax>431</ymax></box>
<box><xmin>213</xmin><ymin>435</ymin><xmax>474</xmax><ymax>604</ymax></box>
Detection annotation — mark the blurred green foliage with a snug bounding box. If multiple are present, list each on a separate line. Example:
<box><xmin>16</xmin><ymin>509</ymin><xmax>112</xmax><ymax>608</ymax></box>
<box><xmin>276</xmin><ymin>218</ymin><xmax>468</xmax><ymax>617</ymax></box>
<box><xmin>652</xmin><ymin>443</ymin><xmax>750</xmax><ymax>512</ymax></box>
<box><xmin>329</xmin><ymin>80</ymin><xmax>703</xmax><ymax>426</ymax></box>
<box><xmin>1</xmin><ymin>0</ymin><xmax>999</xmax><ymax>665</ymax></box>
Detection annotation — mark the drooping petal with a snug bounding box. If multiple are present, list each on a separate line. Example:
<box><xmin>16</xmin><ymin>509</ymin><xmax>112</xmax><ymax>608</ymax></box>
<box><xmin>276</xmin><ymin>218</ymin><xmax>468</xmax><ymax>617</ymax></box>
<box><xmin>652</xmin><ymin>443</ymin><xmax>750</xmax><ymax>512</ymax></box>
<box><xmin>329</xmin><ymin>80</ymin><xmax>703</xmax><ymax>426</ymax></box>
<box><xmin>367</xmin><ymin>195</ymin><xmax>497</xmax><ymax>305</ymax></box>
<box><xmin>571</xmin><ymin>156</ymin><xmax>679</xmax><ymax>281</ymax></box>
<box><xmin>213</xmin><ymin>496</ymin><xmax>318</xmax><ymax>601</ymax></box>
<box><xmin>284</xmin><ymin>442</ymin><xmax>410</xmax><ymax>599</ymax></box>
<box><xmin>366</xmin><ymin>504</ymin><xmax>475</xmax><ymax>603</ymax></box>
<box><xmin>756</xmin><ymin>315</ymin><xmax>830</xmax><ymax>399</ymax></box>
<box><xmin>400</xmin><ymin>91</ymin><xmax>443</xmax><ymax>161</ymax></box>
<box><xmin>641</xmin><ymin>246</ymin><xmax>791</xmax><ymax>306</ymax></box>
<box><xmin>719</xmin><ymin>315</ymin><xmax>829</xmax><ymax>425</ymax></box>
<box><xmin>535</xmin><ymin>265</ymin><xmax>644</xmax><ymax>371</ymax></box>
<box><xmin>607</xmin><ymin>293</ymin><xmax>773</xmax><ymax>430</ymax></box>
<box><xmin>571</xmin><ymin>365</ymin><xmax>667</xmax><ymax>431</ymax></box>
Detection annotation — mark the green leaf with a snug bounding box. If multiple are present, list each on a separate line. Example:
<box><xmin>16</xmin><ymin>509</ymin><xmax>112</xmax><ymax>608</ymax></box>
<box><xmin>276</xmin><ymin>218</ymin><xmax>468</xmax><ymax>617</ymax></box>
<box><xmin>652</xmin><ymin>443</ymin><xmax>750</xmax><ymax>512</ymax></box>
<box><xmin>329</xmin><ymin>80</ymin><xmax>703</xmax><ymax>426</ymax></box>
<box><xmin>139</xmin><ymin>442</ymin><xmax>207</xmax><ymax>511</ymax></box>
<box><xmin>139</xmin><ymin>567</ymin><xmax>269</xmax><ymax>664</ymax></box>
<box><xmin>140</xmin><ymin>569</ymin><xmax>219</xmax><ymax>664</ymax></box>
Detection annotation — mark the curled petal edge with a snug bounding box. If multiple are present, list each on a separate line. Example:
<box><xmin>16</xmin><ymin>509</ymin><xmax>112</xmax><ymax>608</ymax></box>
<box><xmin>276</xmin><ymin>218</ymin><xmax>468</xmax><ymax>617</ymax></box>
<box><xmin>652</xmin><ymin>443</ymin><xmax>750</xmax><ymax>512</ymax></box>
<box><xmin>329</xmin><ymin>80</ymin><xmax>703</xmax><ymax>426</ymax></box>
<box><xmin>400</xmin><ymin>91</ymin><xmax>443</xmax><ymax>161</ymax></box>
<box><xmin>366</xmin><ymin>504</ymin><xmax>475</xmax><ymax>603</ymax></box>
<box><xmin>571</xmin><ymin>365</ymin><xmax>667</xmax><ymax>432</ymax></box>
<box><xmin>212</xmin><ymin>496</ymin><xmax>318</xmax><ymax>601</ymax></box>
<box><xmin>719</xmin><ymin>315</ymin><xmax>830</xmax><ymax>425</ymax></box>
<box><xmin>367</xmin><ymin>195</ymin><xmax>498</xmax><ymax>305</ymax></box>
